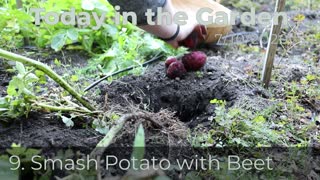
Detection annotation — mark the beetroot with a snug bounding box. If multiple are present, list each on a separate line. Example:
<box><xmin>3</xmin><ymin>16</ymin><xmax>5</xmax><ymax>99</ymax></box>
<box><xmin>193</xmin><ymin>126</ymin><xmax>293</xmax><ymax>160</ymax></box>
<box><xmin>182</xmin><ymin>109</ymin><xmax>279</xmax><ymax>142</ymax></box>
<box><xmin>182</xmin><ymin>51</ymin><xmax>207</xmax><ymax>71</ymax></box>
<box><xmin>166</xmin><ymin>61</ymin><xmax>187</xmax><ymax>79</ymax></box>
<box><xmin>165</xmin><ymin>57</ymin><xmax>178</xmax><ymax>68</ymax></box>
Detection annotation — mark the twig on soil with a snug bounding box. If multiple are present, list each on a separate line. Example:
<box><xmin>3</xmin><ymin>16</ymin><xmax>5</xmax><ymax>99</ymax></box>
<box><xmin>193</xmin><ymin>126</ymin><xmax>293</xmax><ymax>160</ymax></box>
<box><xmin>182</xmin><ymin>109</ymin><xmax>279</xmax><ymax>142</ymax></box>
<box><xmin>0</xmin><ymin>48</ymin><xmax>95</xmax><ymax>111</ymax></box>
<box><xmin>90</xmin><ymin>112</ymin><xmax>162</xmax><ymax>157</ymax></box>
<box><xmin>301</xmin><ymin>98</ymin><xmax>320</xmax><ymax>112</ymax></box>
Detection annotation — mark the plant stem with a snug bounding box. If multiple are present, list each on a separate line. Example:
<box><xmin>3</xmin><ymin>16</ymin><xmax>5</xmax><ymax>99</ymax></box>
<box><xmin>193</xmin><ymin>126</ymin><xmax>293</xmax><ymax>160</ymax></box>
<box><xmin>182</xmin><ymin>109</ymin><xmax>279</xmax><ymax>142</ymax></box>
<box><xmin>90</xmin><ymin>113</ymin><xmax>147</xmax><ymax>157</ymax></box>
<box><xmin>90</xmin><ymin>112</ymin><xmax>161</xmax><ymax>158</ymax></box>
<box><xmin>0</xmin><ymin>49</ymin><xmax>95</xmax><ymax>111</ymax></box>
<box><xmin>32</xmin><ymin>102</ymin><xmax>97</xmax><ymax>114</ymax></box>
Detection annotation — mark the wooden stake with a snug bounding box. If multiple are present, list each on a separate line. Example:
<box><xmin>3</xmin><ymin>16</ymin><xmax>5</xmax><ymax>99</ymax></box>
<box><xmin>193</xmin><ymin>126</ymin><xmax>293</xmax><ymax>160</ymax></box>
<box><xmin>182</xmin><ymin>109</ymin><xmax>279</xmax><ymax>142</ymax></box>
<box><xmin>261</xmin><ymin>0</ymin><xmax>286</xmax><ymax>88</ymax></box>
<box><xmin>16</xmin><ymin>0</ymin><xmax>22</xmax><ymax>9</ymax></box>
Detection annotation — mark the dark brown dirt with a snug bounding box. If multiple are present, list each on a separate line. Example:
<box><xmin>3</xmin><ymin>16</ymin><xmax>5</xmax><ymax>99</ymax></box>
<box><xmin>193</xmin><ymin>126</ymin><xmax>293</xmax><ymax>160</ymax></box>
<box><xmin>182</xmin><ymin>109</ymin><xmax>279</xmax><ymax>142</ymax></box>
<box><xmin>0</xmin><ymin>113</ymin><xmax>100</xmax><ymax>149</ymax></box>
<box><xmin>0</xmin><ymin>49</ymin><xmax>99</xmax><ymax>150</ymax></box>
<box><xmin>0</xmin><ymin>62</ymin><xmax>11</xmax><ymax>97</ymax></box>
<box><xmin>0</xmin><ymin>9</ymin><xmax>319</xmax><ymax>179</ymax></box>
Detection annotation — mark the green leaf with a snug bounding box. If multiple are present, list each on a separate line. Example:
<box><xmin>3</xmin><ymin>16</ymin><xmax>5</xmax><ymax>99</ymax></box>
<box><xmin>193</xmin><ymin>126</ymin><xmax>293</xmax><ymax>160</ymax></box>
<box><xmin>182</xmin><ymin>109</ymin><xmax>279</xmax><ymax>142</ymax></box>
<box><xmin>0</xmin><ymin>98</ymin><xmax>7</xmax><ymax>107</ymax></box>
<box><xmin>82</xmin><ymin>35</ymin><xmax>94</xmax><ymax>52</ymax></box>
<box><xmin>253</xmin><ymin>116</ymin><xmax>266</xmax><ymax>124</ymax></box>
<box><xmin>15</xmin><ymin>62</ymin><xmax>25</xmax><ymax>75</ymax></box>
<box><xmin>67</xmin><ymin>29</ymin><xmax>79</xmax><ymax>41</ymax></box>
<box><xmin>35</xmin><ymin>70</ymin><xmax>47</xmax><ymax>84</ymax></box>
<box><xmin>306</xmin><ymin>74</ymin><xmax>316</xmax><ymax>81</ymax></box>
<box><xmin>35</xmin><ymin>70</ymin><xmax>45</xmax><ymax>77</ymax></box>
<box><xmin>210</xmin><ymin>99</ymin><xmax>225</xmax><ymax>106</ymax></box>
<box><xmin>293</xmin><ymin>14</ymin><xmax>305</xmax><ymax>22</ymax></box>
<box><xmin>130</xmin><ymin>124</ymin><xmax>145</xmax><ymax>170</ymax></box>
<box><xmin>24</xmin><ymin>148</ymin><xmax>41</xmax><ymax>158</ymax></box>
<box><xmin>71</xmin><ymin>75</ymin><xmax>79</xmax><ymax>82</ymax></box>
<box><xmin>7</xmin><ymin>146</ymin><xmax>26</xmax><ymax>156</ymax></box>
<box><xmin>185</xmin><ymin>171</ymin><xmax>202</xmax><ymax>180</ymax></box>
<box><xmin>7</xmin><ymin>77</ymin><xmax>24</xmax><ymax>96</ymax></box>
<box><xmin>25</xmin><ymin>73</ymin><xmax>39</xmax><ymax>83</ymax></box>
<box><xmin>82</xmin><ymin>0</ymin><xmax>95</xmax><ymax>10</ymax></box>
<box><xmin>51</xmin><ymin>34</ymin><xmax>67</xmax><ymax>51</ymax></box>
<box><xmin>61</xmin><ymin>116</ymin><xmax>74</xmax><ymax>127</ymax></box>
<box><xmin>0</xmin><ymin>160</ymin><xmax>19</xmax><ymax>180</ymax></box>
<box><xmin>76</xmin><ymin>29</ymin><xmax>92</xmax><ymax>33</ymax></box>
<box><xmin>103</xmin><ymin>24</ymin><xmax>118</xmax><ymax>36</ymax></box>
<box><xmin>22</xmin><ymin>88</ymin><xmax>33</xmax><ymax>96</ymax></box>
<box><xmin>54</xmin><ymin>59</ymin><xmax>62</xmax><ymax>67</ymax></box>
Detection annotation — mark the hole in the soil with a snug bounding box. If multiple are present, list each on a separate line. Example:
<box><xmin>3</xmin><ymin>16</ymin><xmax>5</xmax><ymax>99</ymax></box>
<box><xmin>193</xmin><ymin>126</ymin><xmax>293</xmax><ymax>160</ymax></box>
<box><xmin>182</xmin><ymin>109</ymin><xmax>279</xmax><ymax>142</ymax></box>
<box><xmin>148</xmin><ymin>90</ymin><xmax>236</xmax><ymax>122</ymax></box>
<box><xmin>178</xmin><ymin>104</ymin><xmax>205</xmax><ymax>122</ymax></box>
<box><xmin>104</xmin><ymin>67</ymin><xmax>239</xmax><ymax>123</ymax></box>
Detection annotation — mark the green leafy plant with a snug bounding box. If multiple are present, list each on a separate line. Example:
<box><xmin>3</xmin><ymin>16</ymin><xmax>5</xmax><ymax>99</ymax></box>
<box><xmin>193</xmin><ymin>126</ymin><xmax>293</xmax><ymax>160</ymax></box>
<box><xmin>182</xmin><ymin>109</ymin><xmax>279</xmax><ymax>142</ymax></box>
<box><xmin>0</xmin><ymin>7</ymin><xmax>35</xmax><ymax>48</ymax></box>
<box><xmin>190</xmin><ymin>97</ymin><xmax>316</xmax><ymax>148</ymax></box>
<box><xmin>0</xmin><ymin>0</ymin><xmax>186</xmax><ymax>81</ymax></box>
<box><xmin>0</xmin><ymin>62</ymin><xmax>39</xmax><ymax>119</ymax></box>
<box><xmin>82</xmin><ymin>32</ymin><xmax>183</xmax><ymax>77</ymax></box>
<box><xmin>0</xmin><ymin>143</ymin><xmax>43</xmax><ymax>179</ymax></box>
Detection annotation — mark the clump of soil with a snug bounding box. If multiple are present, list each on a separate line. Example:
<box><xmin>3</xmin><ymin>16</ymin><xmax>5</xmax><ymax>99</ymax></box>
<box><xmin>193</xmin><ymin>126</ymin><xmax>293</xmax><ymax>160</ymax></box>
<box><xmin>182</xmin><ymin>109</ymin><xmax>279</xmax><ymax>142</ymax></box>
<box><xmin>110</xmin><ymin>109</ymin><xmax>188</xmax><ymax>147</ymax></box>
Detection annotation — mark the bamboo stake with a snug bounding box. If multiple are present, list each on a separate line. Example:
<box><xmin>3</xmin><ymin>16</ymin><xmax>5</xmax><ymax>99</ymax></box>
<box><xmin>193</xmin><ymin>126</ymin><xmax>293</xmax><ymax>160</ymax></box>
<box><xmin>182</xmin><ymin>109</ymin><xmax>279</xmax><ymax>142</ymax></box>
<box><xmin>0</xmin><ymin>49</ymin><xmax>95</xmax><ymax>111</ymax></box>
<box><xmin>261</xmin><ymin>0</ymin><xmax>286</xmax><ymax>88</ymax></box>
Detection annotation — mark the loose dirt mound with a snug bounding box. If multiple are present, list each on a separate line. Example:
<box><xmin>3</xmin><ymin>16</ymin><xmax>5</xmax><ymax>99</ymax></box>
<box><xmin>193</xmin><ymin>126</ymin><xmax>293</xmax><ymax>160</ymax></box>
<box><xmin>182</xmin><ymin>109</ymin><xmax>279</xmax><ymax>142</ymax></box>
<box><xmin>101</xmin><ymin>53</ymin><xmax>259</xmax><ymax>125</ymax></box>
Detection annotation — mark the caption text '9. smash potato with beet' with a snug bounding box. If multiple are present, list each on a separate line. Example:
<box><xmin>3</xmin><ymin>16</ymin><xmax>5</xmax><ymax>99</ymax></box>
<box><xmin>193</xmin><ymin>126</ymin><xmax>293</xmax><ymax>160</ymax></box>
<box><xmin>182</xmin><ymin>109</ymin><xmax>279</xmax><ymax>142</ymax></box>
<box><xmin>165</xmin><ymin>51</ymin><xmax>207</xmax><ymax>79</ymax></box>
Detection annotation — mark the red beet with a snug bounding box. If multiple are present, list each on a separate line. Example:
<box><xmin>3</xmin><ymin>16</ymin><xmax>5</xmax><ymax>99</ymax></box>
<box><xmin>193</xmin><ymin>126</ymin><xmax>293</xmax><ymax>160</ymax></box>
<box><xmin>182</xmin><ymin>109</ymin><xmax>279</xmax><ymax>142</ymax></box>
<box><xmin>165</xmin><ymin>57</ymin><xmax>178</xmax><ymax>68</ymax></box>
<box><xmin>182</xmin><ymin>51</ymin><xmax>207</xmax><ymax>71</ymax></box>
<box><xmin>166</xmin><ymin>61</ymin><xmax>187</xmax><ymax>79</ymax></box>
